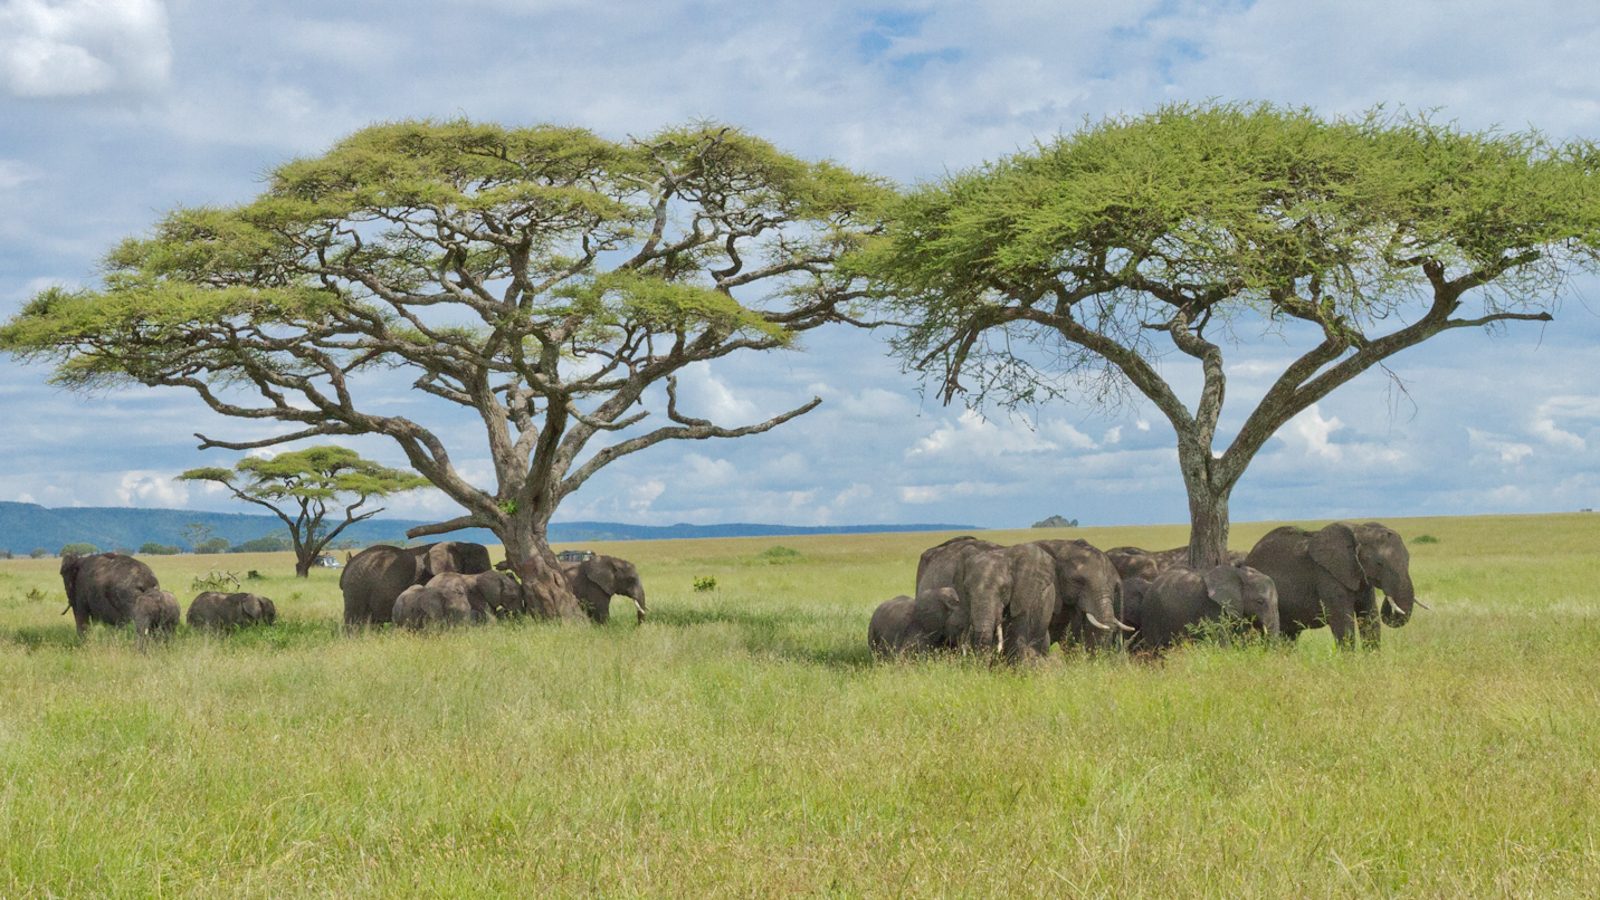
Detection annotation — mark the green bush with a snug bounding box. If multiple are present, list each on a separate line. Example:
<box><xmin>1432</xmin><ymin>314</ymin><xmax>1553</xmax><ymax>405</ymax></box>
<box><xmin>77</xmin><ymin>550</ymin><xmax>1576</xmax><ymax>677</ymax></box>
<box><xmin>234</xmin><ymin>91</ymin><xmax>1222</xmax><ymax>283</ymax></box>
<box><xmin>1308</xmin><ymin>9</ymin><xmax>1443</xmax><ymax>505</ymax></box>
<box><xmin>139</xmin><ymin>542</ymin><xmax>182</xmax><ymax>555</ymax></box>
<box><xmin>195</xmin><ymin>537</ymin><xmax>232</xmax><ymax>555</ymax></box>
<box><xmin>1413</xmin><ymin>534</ymin><xmax>1441</xmax><ymax>544</ymax></box>
<box><xmin>59</xmin><ymin>542</ymin><xmax>99</xmax><ymax>557</ymax></box>
<box><xmin>692</xmin><ymin>576</ymin><xmax>718</xmax><ymax>592</ymax></box>
<box><xmin>234</xmin><ymin>533</ymin><xmax>292</xmax><ymax>553</ymax></box>
<box><xmin>757</xmin><ymin>546</ymin><xmax>802</xmax><ymax>564</ymax></box>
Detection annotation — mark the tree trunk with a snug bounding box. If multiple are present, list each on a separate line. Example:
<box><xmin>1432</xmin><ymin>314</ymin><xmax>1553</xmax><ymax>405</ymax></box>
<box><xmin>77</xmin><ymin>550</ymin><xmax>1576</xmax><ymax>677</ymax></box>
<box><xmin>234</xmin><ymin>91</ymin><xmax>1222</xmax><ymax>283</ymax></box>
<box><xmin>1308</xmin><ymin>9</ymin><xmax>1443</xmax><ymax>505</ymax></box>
<box><xmin>498</xmin><ymin>510</ymin><xmax>585</xmax><ymax>621</ymax></box>
<box><xmin>294</xmin><ymin>559</ymin><xmax>311</xmax><ymax>578</ymax></box>
<box><xmin>1177</xmin><ymin>442</ymin><xmax>1234</xmax><ymax>569</ymax></box>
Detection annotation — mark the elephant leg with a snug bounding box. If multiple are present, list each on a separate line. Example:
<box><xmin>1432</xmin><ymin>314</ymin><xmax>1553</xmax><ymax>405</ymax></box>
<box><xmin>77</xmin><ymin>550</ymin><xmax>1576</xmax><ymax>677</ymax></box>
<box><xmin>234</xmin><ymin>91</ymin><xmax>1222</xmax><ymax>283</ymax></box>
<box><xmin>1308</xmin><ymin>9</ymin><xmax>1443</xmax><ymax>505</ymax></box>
<box><xmin>1326</xmin><ymin>606</ymin><xmax>1357</xmax><ymax>650</ymax></box>
<box><xmin>1002</xmin><ymin>605</ymin><xmax>1051</xmax><ymax>663</ymax></box>
<box><xmin>1357</xmin><ymin>613</ymin><xmax>1381</xmax><ymax>650</ymax></box>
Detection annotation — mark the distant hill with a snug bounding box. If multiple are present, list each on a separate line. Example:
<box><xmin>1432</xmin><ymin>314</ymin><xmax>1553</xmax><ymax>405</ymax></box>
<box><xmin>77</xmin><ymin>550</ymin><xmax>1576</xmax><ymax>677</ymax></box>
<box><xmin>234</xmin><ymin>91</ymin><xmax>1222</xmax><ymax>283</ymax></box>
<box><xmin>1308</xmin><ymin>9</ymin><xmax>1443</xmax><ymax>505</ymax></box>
<box><xmin>0</xmin><ymin>501</ymin><xmax>974</xmax><ymax>555</ymax></box>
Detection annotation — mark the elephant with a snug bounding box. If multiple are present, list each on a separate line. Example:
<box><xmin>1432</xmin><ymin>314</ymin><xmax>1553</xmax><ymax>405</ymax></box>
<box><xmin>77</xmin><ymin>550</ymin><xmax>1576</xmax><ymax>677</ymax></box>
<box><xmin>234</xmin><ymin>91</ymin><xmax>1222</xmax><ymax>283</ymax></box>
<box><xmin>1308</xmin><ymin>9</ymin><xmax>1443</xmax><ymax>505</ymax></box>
<box><xmin>1244</xmin><ymin>522</ymin><xmax>1421</xmax><ymax>649</ymax></box>
<box><xmin>391</xmin><ymin>582</ymin><xmax>475</xmax><ymax>629</ymax></box>
<box><xmin>867</xmin><ymin>587</ymin><xmax>962</xmax><ymax>658</ymax></box>
<box><xmin>955</xmin><ymin>542</ymin><xmax>1059</xmax><ymax>661</ymax></box>
<box><xmin>1124</xmin><ymin>563</ymin><xmax>1280</xmax><ymax>653</ymax></box>
<box><xmin>339</xmin><ymin>541</ymin><xmax>492</xmax><ymax>625</ymax></box>
<box><xmin>130</xmin><ymin>588</ymin><xmax>180</xmax><ymax>647</ymax></box>
<box><xmin>562</xmin><ymin>555</ymin><xmax>648</xmax><ymax>624</ymax></box>
<box><xmin>425</xmin><ymin>571</ymin><xmax>533</xmax><ymax>621</ymax></box>
<box><xmin>1031</xmin><ymin>539</ymin><xmax>1131</xmax><ymax>651</ymax></box>
<box><xmin>187</xmin><ymin>592</ymin><xmax>276</xmax><ymax>630</ymax></box>
<box><xmin>915</xmin><ymin>535</ymin><xmax>1001</xmax><ymax>594</ymax></box>
<box><xmin>59</xmin><ymin>552</ymin><xmax>162</xmax><ymax>636</ymax></box>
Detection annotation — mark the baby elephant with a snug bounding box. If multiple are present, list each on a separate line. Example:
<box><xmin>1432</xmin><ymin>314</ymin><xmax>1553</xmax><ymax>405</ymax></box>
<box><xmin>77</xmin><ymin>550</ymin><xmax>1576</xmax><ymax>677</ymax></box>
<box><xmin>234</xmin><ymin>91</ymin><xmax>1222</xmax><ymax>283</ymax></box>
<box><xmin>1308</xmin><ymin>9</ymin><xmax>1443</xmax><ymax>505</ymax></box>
<box><xmin>131</xmin><ymin>588</ymin><xmax>180</xmax><ymax>647</ymax></box>
<box><xmin>868</xmin><ymin>587</ymin><xmax>962</xmax><ymax>658</ymax></box>
<box><xmin>1126</xmin><ymin>563</ymin><xmax>1280</xmax><ymax>653</ymax></box>
<box><xmin>187</xmin><ymin>592</ymin><xmax>277</xmax><ymax>631</ymax></box>
<box><xmin>392</xmin><ymin>582</ymin><xmax>475</xmax><ymax>630</ymax></box>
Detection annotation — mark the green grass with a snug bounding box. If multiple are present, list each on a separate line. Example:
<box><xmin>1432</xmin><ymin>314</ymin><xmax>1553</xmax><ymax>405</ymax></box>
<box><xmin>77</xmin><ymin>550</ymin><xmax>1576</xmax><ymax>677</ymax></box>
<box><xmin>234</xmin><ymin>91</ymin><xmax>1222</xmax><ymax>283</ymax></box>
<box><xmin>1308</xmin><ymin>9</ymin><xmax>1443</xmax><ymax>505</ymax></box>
<box><xmin>2</xmin><ymin>513</ymin><xmax>1598</xmax><ymax>896</ymax></box>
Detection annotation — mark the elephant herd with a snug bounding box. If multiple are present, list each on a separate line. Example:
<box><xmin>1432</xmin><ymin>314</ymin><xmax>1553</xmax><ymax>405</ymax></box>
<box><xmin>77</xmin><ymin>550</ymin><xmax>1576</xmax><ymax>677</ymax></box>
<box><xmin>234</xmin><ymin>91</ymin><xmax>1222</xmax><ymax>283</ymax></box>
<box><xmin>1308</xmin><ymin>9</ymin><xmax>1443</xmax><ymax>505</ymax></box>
<box><xmin>870</xmin><ymin>521</ymin><xmax>1424</xmax><ymax>660</ymax></box>
<box><xmin>54</xmin><ymin>541</ymin><xmax>648</xmax><ymax>642</ymax></box>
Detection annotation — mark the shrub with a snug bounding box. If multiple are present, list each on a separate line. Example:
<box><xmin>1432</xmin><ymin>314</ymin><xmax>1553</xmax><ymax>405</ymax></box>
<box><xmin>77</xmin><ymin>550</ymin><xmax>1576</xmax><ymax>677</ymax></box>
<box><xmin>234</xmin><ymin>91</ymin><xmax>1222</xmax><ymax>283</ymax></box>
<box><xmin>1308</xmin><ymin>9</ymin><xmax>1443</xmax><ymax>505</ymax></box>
<box><xmin>139</xmin><ymin>542</ymin><xmax>182</xmax><ymax>555</ymax></box>
<box><xmin>758</xmin><ymin>546</ymin><xmax>802</xmax><ymax>564</ymax></box>
<box><xmin>191</xmin><ymin>571</ymin><xmax>241</xmax><ymax>592</ymax></box>
<box><xmin>59</xmin><ymin>542</ymin><xmax>99</xmax><ymax>557</ymax></box>
<box><xmin>1412</xmin><ymin>534</ymin><xmax>1440</xmax><ymax>545</ymax></box>
<box><xmin>29</xmin><ymin>548</ymin><xmax>47</xmax><ymax>559</ymax></box>
<box><xmin>692</xmin><ymin>576</ymin><xmax>718</xmax><ymax>592</ymax></box>
<box><xmin>235</xmin><ymin>533</ymin><xmax>292</xmax><ymax>553</ymax></box>
<box><xmin>195</xmin><ymin>537</ymin><xmax>232</xmax><ymax>555</ymax></box>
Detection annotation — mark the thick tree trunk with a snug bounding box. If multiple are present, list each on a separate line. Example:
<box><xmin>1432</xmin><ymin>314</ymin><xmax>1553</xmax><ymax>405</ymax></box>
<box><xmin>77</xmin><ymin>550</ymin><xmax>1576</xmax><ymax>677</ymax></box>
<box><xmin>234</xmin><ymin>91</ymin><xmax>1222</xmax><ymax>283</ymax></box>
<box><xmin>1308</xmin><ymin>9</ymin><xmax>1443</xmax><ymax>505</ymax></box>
<box><xmin>294</xmin><ymin>560</ymin><xmax>311</xmax><ymax>578</ymax></box>
<box><xmin>1178</xmin><ymin>442</ymin><xmax>1234</xmax><ymax>569</ymax></box>
<box><xmin>498</xmin><ymin>511</ymin><xmax>585</xmax><ymax>622</ymax></box>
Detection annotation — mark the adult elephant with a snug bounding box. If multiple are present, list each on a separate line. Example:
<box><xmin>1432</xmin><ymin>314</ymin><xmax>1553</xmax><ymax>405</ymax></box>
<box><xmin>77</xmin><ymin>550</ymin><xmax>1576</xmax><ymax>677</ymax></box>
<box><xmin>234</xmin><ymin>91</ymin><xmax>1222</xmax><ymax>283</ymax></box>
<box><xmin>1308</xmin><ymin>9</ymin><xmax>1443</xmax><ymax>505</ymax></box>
<box><xmin>1032</xmin><ymin>539</ymin><xmax>1131</xmax><ymax>651</ymax></box>
<box><xmin>1126</xmin><ymin>563</ymin><xmax>1280</xmax><ymax>653</ymax></box>
<box><xmin>339</xmin><ymin>541</ymin><xmax>492</xmax><ymax>625</ymax></box>
<box><xmin>1245</xmin><ymin>522</ymin><xmax>1421</xmax><ymax>649</ymax></box>
<box><xmin>955</xmin><ymin>543</ymin><xmax>1058</xmax><ymax>661</ymax></box>
<box><xmin>563</xmin><ymin>555</ymin><xmax>648</xmax><ymax>624</ymax></box>
<box><xmin>59</xmin><ymin>552</ymin><xmax>161</xmax><ymax>636</ymax></box>
<box><xmin>915</xmin><ymin>535</ymin><xmax>1001</xmax><ymax>594</ymax></box>
<box><xmin>867</xmin><ymin>587</ymin><xmax>962</xmax><ymax>658</ymax></box>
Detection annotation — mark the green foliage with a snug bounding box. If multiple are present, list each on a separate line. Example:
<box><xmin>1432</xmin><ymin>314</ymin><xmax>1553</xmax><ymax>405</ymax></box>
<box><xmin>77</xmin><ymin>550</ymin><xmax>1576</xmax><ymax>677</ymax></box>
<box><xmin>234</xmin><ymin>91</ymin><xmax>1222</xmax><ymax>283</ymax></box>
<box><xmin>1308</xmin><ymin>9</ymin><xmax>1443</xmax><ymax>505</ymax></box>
<box><xmin>28</xmin><ymin>548</ymin><xmax>46</xmax><ymax>559</ymax></box>
<box><xmin>233</xmin><ymin>533</ymin><xmax>292</xmax><ymax>553</ymax></box>
<box><xmin>138</xmin><ymin>542</ymin><xmax>181</xmax><ymax>555</ymax></box>
<box><xmin>1413</xmin><ymin>534</ymin><xmax>1441</xmax><ymax>544</ymax></box>
<box><xmin>866</xmin><ymin>102</ymin><xmax>1600</xmax><ymax>410</ymax></box>
<box><xmin>194</xmin><ymin>537</ymin><xmax>232</xmax><ymax>555</ymax></box>
<box><xmin>58</xmin><ymin>543</ymin><xmax>98</xmax><ymax>557</ymax></box>
<box><xmin>692</xmin><ymin>575</ymin><xmax>718</xmax><ymax>592</ymax></box>
<box><xmin>757</xmin><ymin>545</ymin><xmax>803</xmax><ymax>564</ymax></box>
<box><xmin>0</xmin><ymin>514</ymin><xmax>1598</xmax><ymax>894</ymax></box>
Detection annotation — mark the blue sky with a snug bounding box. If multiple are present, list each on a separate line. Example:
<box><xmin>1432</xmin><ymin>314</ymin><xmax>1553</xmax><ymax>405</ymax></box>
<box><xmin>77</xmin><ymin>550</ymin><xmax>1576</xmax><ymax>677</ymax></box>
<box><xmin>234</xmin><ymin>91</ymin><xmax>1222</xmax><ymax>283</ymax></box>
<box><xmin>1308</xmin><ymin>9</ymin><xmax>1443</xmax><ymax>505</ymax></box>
<box><xmin>2</xmin><ymin>0</ymin><xmax>1598</xmax><ymax>529</ymax></box>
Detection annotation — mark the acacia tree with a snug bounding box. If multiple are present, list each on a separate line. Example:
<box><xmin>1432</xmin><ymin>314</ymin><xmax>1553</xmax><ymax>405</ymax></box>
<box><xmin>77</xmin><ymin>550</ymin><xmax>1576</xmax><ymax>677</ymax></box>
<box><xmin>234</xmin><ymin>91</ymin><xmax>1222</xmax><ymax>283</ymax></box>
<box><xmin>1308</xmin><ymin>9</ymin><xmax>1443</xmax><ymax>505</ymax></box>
<box><xmin>865</xmin><ymin>104</ymin><xmax>1600</xmax><ymax>566</ymax></box>
<box><xmin>0</xmin><ymin>121</ymin><xmax>887</xmax><ymax>610</ymax></box>
<box><xmin>178</xmin><ymin>446</ymin><xmax>429</xmax><ymax>577</ymax></box>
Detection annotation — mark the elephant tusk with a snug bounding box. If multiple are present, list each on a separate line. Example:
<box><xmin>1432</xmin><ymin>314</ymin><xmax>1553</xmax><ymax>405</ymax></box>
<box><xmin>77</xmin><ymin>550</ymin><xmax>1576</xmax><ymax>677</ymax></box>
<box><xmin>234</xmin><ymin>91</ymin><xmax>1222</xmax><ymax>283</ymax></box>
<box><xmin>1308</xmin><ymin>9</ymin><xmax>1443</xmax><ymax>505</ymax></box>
<box><xmin>1084</xmin><ymin>613</ymin><xmax>1113</xmax><ymax>632</ymax></box>
<box><xmin>1114</xmin><ymin>617</ymin><xmax>1136</xmax><ymax>633</ymax></box>
<box><xmin>1412</xmin><ymin>598</ymin><xmax>1430</xmax><ymax>611</ymax></box>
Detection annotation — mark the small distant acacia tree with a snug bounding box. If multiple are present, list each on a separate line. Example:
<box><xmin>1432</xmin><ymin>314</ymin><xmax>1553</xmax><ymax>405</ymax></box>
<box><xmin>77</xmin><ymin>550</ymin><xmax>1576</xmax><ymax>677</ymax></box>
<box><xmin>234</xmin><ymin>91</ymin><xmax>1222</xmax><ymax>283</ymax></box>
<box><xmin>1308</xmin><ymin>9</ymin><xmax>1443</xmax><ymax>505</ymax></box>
<box><xmin>0</xmin><ymin>120</ymin><xmax>887</xmax><ymax>613</ymax></box>
<box><xmin>179</xmin><ymin>446</ymin><xmax>428</xmax><ymax>577</ymax></box>
<box><xmin>867</xmin><ymin>104</ymin><xmax>1600</xmax><ymax>566</ymax></box>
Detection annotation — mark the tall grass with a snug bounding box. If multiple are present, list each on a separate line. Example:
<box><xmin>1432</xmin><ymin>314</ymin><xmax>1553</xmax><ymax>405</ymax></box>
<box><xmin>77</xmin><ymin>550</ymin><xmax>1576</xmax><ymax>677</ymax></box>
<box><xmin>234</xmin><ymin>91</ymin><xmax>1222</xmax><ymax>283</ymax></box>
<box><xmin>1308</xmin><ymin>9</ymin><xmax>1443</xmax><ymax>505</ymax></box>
<box><xmin>1</xmin><ymin>514</ymin><xmax>1597</xmax><ymax>896</ymax></box>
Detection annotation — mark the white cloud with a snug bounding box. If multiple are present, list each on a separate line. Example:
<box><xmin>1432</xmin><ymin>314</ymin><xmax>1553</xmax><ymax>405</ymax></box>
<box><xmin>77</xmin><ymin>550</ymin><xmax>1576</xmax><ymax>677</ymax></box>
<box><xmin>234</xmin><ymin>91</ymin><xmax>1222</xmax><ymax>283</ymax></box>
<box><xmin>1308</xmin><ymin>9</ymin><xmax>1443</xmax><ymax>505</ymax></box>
<box><xmin>0</xmin><ymin>0</ymin><xmax>171</xmax><ymax>97</ymax></box>
<box><xmin>1281</xmin><ymin>404</ymin><xmax>1344</xmax><ymax>461</ymax></box>
<box><xmin>1531</xmin><ymin>395</ymin><xmax>1599</xmax><ymax>452</ymax></box>
<box><xmin>1102</xmin><ymin>425</ymin><xmax>1122</xmax><ymax>445</ymax></box>
<box><xmin>0</xmin><ymin>159</ymin><xmax>35</xmax><ymax>190</ymax></box>
<box><xmin>116</xmin><ymin>470</ymin><xmax>187</xmax><ymax>507</ymax></box>
<box><xmin>1467</xmin><ymin>428</ymin><xmax>1534</xmax><ymax>466</ymax></box>
<box><xmin>628</xmin><ymin>479</ymin><xmax>665</xmax><ymax>513</ymax></box>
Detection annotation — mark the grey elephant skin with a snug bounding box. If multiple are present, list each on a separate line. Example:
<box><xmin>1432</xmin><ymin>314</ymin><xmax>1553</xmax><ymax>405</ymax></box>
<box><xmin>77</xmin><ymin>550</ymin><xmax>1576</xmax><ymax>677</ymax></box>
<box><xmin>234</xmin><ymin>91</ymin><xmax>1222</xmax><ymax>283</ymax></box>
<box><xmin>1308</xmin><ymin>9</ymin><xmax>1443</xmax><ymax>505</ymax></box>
<box><xmin>59</xmin><ymin>552</ymin><xmax>162</xmax><ymax>637</ymax></box>
<box><xmin>392</xmin><ymin>581</ymin><xmax>476</xmax><ymax>629</ymax></box>
<box><xmin>1123</xmin><ymin>563</ymin><xmax>1280</xmax><ymax>653</ymax></box>
<box><xmin>1245</xmin><ymin>522</ymin><xmax>1419</xmax><ymax>649</ymax></box>
<box><xmin>868</xmin><ymin>587</ymin><xmax>961</xmax><ymax>658</ymax></box>
<box><xmin>1107</xmin><ymin>545</ymin><xmax>1247</xmax><ymax>581</ymax></box>
<box><xmin>187</xmin><ymin>592</ymin><xmax>276</xmax><ymax>631</ymax></box>
<box><xmin>562</xmin><ymin>555</ymin><xmax>648</xmax><ymax>624</ymax></box>
<box><xmin>130</xmin><ymin>588</ymin><xmax>180</xmax><ymax>646</ymax></box>
<box><xmin>339</xmin><ymin>541</ymin><xmax>492</xmax><ymax>625</ymax></box>
<box><xmin>426</xmin><ymin>571</ymin><xmax>533</xmax><ymax>621</ymax></box>
<box><xmin>916</xmin><ymin>535</ymin><xmax>1001</xmax><ymax>595</ymax></box>
<box><xmin>956</xmin><ymin>543</ymin><xmax>1060</xmax><ymax>661</ymax></box>
<box><xmin>1031</xmin><ymin>539</ymin><xmax>1130</xmax><ymax>651</ymax></box>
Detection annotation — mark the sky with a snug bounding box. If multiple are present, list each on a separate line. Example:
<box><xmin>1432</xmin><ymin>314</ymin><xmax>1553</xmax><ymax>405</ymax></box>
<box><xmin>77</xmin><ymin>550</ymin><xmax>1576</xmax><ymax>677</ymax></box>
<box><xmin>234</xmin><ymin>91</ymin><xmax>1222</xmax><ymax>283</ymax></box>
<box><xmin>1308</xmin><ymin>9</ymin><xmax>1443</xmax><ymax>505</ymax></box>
<box><xmin>1</xmin><ymin>0</ymin><xmax>1599</xmax><ymax>531</ymax></box>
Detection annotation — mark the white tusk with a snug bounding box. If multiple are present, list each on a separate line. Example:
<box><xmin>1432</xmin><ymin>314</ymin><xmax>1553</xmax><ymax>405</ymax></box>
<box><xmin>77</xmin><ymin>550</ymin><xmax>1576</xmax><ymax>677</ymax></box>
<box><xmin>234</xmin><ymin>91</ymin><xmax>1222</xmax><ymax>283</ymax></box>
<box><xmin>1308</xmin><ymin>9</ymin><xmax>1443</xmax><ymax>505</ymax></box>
<box><xmin>1412</xmin><ymin>598</ymin><xmax>1430</xmax><ymax>611</ymax></box>
<box><xmin>1084</xmin><ymin>613</ymin><xmax>1113</xmax><ymax>632</ymax></box>
<box><xmin>1114</xmin><ymin>617</ymin><xmax>1136</xmax><ymax>633</ymax></box>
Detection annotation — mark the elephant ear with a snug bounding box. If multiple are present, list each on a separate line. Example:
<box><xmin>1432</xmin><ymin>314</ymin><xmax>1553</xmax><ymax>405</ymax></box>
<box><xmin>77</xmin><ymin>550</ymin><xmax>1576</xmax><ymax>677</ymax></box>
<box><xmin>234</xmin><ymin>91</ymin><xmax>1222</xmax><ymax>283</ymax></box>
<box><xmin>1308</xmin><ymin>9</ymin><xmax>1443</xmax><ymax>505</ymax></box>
<box><xmin>1310</xmin><ymin>523</ymin><xmax>1364</xmax><ymax>591</ymax></box>
<box><xmin>585</xmin><ymin>558</ymin><xmax>620</xmax><ymax>596</ymax></box>
<box><xmin>1202</xmin><ymin>565</ymin><xmax>1246</xmax><ymax>616</ymax></box>
<box><xmin>425</xmin><ymin>543</ymin><xmax>462</xmax><ymax>577</ymax></box>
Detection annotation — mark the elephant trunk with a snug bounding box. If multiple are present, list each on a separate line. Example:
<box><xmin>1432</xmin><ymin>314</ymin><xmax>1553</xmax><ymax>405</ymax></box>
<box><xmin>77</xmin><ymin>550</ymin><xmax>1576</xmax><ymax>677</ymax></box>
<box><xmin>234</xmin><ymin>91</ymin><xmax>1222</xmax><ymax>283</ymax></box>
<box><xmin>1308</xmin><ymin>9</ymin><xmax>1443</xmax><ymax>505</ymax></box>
<box><xmin>1381</xmin><ymin>569</ymin><xmax>1417</xmax><ymax>628</ymax></box>
<box><xmin>629</xmin><ymin>586</ymin><xmax>648</xmax><ymax>623</ymax></box>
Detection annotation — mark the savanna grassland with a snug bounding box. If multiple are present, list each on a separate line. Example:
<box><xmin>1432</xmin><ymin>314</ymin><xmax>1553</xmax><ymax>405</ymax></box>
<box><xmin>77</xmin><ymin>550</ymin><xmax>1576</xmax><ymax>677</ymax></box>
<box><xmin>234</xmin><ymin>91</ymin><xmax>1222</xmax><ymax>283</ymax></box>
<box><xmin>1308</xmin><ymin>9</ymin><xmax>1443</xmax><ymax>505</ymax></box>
<box><xmin>1</xmin><ymin>513</ymin><xmax>1598</xmax><ymax>897</ymax></box>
